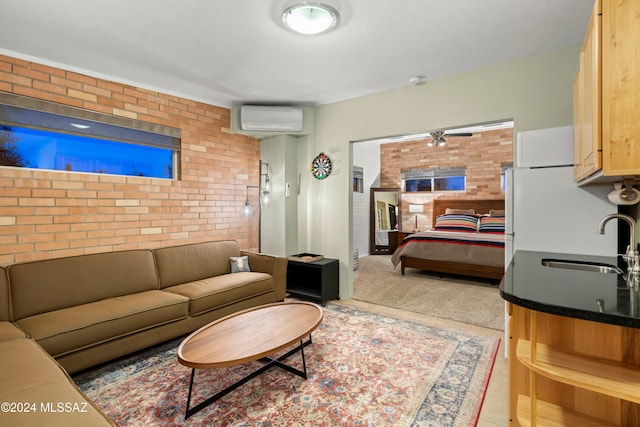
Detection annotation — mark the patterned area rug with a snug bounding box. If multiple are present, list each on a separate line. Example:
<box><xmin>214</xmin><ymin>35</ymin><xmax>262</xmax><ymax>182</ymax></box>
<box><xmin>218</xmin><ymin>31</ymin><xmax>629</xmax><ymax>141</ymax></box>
<box><xmin>74</xmin><ymin>304</ymin><xmax>499</xmax><ymax>426</ymax></box>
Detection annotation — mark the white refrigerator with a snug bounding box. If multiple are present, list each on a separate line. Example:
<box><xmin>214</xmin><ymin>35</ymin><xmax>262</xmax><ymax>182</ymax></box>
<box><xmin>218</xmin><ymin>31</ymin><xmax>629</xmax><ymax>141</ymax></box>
<box><xmin>504</xmin><ymin>125</ymin><xmax>617</xmax><ymax>267</ymax></box>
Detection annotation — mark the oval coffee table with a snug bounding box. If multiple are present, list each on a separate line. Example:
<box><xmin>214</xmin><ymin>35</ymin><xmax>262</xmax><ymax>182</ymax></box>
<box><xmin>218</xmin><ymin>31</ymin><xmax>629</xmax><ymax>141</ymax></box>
<box><xmin>178</xmin><ymin>301</ymin><xmax>323</xmax><ymax>419</ymax></box>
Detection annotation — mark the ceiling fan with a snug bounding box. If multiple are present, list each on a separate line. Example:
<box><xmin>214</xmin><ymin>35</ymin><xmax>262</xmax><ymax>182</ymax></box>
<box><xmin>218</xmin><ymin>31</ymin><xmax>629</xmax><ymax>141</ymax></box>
<box><xmin>428</xmin><ymin>130</ymin><xmax>473</xmax><ymax>147</ymax></box>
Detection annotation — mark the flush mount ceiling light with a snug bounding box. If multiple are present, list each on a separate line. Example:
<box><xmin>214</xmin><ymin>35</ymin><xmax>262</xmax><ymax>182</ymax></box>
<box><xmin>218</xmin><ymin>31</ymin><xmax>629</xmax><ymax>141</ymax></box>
<box><xmin>282</xmin><ymin>3</ymin><xmax>340</xmax><ymax>35</ymax></box>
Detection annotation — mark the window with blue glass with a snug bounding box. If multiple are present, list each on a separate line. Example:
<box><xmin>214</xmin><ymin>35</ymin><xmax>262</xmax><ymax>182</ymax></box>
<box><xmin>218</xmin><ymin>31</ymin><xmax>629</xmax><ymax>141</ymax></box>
<box><xmin>353</xmin><ymin>166</ymin><xmax>364</xmax><ymax>192</ymax></box>
<box><xmin>402</xmin><ymin>168</ymin><xmax>466</xmax><ymax>193</ymax></box>
<box><xmin>0</xmin><ymin>97</ymin><xmax>180</xmax><ymax>179</ymax></box>
<box><xmin>404</xmin><ymin>178</ymin><xmax>432</xmax><ymax>192</ymax></box>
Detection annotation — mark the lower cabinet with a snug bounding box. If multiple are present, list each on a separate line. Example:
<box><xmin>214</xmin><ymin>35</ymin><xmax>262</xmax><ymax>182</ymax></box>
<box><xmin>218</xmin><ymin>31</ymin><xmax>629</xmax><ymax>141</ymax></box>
<box><xmin>507</xmin><ymin>303</ymin><xmax>640</xmax><ymax>426</ymax></box>
<box><xmin>286</xmin><ymin>258</ymin><xmax>339</xmax><ymax>304</ymax></box>
<box><xmin>388</xmin><ymin>231</ymin><xmax>398</xmax><ymax>253</ymax></box>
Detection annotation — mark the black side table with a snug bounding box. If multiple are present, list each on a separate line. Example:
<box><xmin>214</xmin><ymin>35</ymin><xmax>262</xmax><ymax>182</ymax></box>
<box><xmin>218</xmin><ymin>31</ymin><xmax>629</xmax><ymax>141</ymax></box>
<box><xmin>286</xmin><ymin>258</ymin><xmax>339</xmax><ymax>304</ymax></box>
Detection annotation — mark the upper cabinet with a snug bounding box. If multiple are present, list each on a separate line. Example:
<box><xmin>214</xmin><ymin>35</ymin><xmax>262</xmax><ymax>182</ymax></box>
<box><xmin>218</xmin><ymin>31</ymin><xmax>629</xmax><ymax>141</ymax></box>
<box><xmin>574</xmin><ymin>0</ymin><xmax>601</xmax><ymax>181</ymax></box>
<box><xmin>574</xmin><ymin>0</ymin><xmax>640</xmax><ymax>182</ymax></box>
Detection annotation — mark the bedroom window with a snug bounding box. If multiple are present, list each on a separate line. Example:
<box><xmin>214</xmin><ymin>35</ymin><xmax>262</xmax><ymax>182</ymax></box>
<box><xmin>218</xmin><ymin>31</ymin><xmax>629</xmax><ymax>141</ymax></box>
<box><xmin>0</xmin><ymin>94</ymin><xmax>181</xmax><ymax>179</ymax></box>
<box><xmin>402</xmin><ymin>168</ymin><xmax>466</xmax><ymax>193</ymax></box>
<box><xmin>353</xmin><ymin>166</ymin><xmax>363</xmax><ymax>193</ymax></box>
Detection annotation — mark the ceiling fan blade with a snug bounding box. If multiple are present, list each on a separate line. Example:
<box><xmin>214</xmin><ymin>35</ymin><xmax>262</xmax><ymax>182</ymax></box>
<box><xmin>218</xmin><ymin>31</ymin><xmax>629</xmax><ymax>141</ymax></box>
<box><xmin>444</xmin><ymin>132</ymin><xmax>472</xmax><ymax>137</ymax></box>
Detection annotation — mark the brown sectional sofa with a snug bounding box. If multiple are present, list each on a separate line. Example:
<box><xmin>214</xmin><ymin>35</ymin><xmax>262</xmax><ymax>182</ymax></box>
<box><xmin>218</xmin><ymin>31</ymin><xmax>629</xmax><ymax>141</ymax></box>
<box><xmin>0</xmin><ymin>240</ymin><xmax>287</xmax><ymax>426</ymax></box>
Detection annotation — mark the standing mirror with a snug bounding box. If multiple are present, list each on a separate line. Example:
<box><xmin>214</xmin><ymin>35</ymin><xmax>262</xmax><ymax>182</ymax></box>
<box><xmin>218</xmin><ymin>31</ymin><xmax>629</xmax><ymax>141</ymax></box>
<box><xmin>369</xmin><ymin>187</ymin><xmax>401</xmax><ymax>255</ymax></box>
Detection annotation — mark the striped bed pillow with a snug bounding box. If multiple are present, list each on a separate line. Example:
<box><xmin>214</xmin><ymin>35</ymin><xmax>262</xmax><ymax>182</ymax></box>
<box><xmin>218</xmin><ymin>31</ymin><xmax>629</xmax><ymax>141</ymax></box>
<box><xmin>434</xmin><ymin>214</ymin><xmax>479</xmax><ymax>232</ymax></box>
<box><xmin>478</xmin><ymin>215</ymin><xmax>505</xmax><ymax>233</ymax></box>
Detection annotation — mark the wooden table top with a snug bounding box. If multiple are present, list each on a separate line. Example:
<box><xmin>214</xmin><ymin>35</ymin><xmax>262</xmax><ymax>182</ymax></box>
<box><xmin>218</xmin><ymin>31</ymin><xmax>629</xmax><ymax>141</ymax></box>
<box><xmin>177</xmin><ymin>301</ymin><xmax>323</xmax><ymax>369</ymax></box>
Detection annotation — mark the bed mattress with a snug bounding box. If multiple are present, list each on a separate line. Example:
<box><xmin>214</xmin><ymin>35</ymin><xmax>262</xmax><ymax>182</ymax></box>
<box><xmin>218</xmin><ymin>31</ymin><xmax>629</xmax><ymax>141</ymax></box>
<box><xmin>390</xmin><ymin>230</ymin><xmax>504</xmax><ymax>268</ymax></box>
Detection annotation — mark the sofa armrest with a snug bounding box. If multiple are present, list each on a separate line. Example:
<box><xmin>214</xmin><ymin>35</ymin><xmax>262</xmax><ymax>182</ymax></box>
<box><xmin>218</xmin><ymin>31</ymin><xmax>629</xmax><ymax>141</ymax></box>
<box><xmin>241</xmin><ymin>251</ymin><xmax>287</xmax><ymax>301</ymax></box>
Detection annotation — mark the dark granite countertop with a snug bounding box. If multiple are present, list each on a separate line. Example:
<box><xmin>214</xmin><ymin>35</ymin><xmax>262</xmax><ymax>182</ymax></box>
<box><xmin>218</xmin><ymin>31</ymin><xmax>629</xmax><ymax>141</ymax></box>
<box><xmin>500</xmin><ymin>250</ymin><xmax>640</xmax><ymax>329</ymax></box>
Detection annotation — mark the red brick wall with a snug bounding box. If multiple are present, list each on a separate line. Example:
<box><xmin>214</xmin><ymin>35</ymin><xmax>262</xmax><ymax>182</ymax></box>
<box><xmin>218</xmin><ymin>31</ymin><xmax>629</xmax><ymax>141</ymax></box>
<box><xmin>0</xmin><ymin>55</ymin><xmax>260</xmax><ymax>265</ymax></box>
<box><xmin>381</xmin><ymin>128</ymin><xmax>513</xmax><ymax>231</ymax></box>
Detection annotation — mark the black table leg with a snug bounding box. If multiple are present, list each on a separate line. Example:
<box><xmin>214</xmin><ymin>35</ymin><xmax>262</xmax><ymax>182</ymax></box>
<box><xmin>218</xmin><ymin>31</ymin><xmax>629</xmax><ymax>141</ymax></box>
<box><xmin>184</xmin><ymin>335</ymin><xmax>313</xmax><ymax>419</ymax></box>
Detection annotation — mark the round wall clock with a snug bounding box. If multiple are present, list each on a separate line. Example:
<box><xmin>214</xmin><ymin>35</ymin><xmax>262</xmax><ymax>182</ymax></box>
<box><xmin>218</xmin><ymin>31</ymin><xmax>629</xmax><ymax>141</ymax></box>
<box><xmin>311</xmin><ymin>152</ymin><xmax>332</xmax><ymax>180</ymax></box>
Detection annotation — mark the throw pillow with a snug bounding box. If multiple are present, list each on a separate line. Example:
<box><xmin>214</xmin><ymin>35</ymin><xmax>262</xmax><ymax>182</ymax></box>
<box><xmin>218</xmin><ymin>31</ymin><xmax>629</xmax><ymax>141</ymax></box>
<box><xmin>230</xmin><ymin>256</ymin><xmax>250</xmax><ymax>273</ymax></box>
<box><xmin>479</xmin><ymin>216</ymin><xmax>505</xmax><ymax>233</ymax></box>
<box><xmin>434</xmin><ymin>214</ymin><xmax>480</xmax><ymax>232</ymax></box>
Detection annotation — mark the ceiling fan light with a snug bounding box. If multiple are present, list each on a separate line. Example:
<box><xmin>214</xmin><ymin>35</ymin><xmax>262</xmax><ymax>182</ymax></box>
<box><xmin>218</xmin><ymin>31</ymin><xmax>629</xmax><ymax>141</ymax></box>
<box><xmin>282</xmin><ymin>3</ymin><xmax>340</xmax><ymax>35</ymax></box>
<box><xmin>428</xmin><ymin>130</ymin><xmax>448</xmax><ymax>147</ymax></box>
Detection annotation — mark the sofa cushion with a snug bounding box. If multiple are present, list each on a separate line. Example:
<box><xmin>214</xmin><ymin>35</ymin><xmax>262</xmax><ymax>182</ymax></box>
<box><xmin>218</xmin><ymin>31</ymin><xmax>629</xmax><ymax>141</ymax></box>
<box><xmin>163</xmin><ymin>271</ymin><xmax>273</xmax><ymax>316</ymax></box>
<box><xmin>15</xmin><ymin>290</ymin><xmax>189</xmax><ymax>358</ymax></box>
<box><xmin>0</xmin><ymin>321</ymin><xmax>26</xmax><ymax>342</ymax></box>
<box><xmin>9</xmin><ymin>250</ymin><xmax>158</xmax><ymax>321</ymax></box>
<box><xmin>154</xmin><ymin>240</ymin><xmax>242</xmax><ymax>288</ymax></box>
<box><xmin>0</xmin><ymin>338</ymin><xmax>114</xmax><ymax>426</ymax></box>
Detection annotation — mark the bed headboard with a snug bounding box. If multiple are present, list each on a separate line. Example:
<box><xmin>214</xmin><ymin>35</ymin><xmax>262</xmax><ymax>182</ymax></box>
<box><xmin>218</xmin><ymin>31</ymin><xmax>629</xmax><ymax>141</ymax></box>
<box><xmin>431</xmin><ymin>198</ymin><xmax>505</xmax><ymax>228</ymax></box>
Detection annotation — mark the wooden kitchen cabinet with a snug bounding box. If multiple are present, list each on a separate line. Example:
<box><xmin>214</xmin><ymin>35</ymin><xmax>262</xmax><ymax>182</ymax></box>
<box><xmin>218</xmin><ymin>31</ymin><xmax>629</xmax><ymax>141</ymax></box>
<box><xmin>507</xmin><ymin>303</ymin><xmax>640</xmax><ymax>426</ymax></box>
<box><xmin>601</xmin><ymin>0</ymin><xmax>640</xmax><ymax>176</ymax></box>
<box><xmin>574</xmin><ymin>0</ymin><xmax>640</xmax><ymax>182</ymax></box>
<box><xmin>573</xmin><ymin>0</ymin><xmax>601</xmax><ymax>181</ymax></box>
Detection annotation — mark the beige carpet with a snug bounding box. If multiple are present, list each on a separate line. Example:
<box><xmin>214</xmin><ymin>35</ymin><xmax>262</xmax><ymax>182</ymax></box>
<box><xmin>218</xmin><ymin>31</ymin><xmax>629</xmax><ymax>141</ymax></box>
<box><xmin>353</xmin><ymin>255</ymin><xmax>505</xmax><ymax>330</ymax></box>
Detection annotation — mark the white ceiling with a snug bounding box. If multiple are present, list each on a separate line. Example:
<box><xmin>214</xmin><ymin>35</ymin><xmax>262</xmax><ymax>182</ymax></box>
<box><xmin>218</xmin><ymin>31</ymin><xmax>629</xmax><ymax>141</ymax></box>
<box><xmin>0</xmin><ymin>0</ymin><xmax>593</xmax><ymax>108</ymax></box>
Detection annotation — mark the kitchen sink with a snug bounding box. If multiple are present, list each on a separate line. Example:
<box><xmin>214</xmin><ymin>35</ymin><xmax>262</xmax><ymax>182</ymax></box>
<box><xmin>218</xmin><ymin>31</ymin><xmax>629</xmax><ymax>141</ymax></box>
<box><xmin>541</xmin><ymin>259</ymin><xmax>624</xmax><ymax>275</ymax></box>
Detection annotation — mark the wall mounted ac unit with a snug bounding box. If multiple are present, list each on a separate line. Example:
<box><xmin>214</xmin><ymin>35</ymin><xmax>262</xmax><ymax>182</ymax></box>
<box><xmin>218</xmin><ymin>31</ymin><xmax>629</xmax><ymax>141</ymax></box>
<box><xmin>240</xmin><ymin>105</ymin><xmax>303</xmax><ymax>132</ymax></box>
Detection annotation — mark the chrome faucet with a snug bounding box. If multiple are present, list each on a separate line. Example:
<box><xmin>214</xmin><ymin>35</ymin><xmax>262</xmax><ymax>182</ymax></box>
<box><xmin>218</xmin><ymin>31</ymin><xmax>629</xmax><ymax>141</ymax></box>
<box><xmin>598</xmin><ymin>213</ymin><xmax>640</xmax><ymax>286</ymax></box>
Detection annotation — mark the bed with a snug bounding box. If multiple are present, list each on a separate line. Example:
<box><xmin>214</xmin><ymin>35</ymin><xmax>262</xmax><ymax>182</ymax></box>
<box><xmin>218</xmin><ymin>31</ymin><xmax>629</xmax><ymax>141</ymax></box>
<box><xmin>390</xmin><ymin>198</ymin><xmax>505</xmax><ymax>281</ymax></box>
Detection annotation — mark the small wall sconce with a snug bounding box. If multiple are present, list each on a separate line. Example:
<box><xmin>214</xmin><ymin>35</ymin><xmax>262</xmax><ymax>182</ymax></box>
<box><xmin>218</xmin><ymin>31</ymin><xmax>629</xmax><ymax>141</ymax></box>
<box><xmin>260</xmin><ymin>161</ymin><xmax>270</xmax><ymax>204</ymax></box>
<box><xmin>243</xmin><ymin>161</ymin><xmax>271</xmax><ymax>217</ymax></box>
<box><xmin>409</xmin><ymin>204</ymin><xmax>424</xmax><ymax>232</ymax></box>
<box><xmin>242</xmin><ymin>184</ymin><xmax>263</xmax><ymax>251</ymax></box>
<box><xmin>243</xmin><ymin>185</ymin><xmax>259</xmax><ymax>216</ymax></box>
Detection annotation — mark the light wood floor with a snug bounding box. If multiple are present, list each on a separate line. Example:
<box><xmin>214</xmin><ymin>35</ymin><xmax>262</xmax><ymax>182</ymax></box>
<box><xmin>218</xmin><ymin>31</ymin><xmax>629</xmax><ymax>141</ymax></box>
<box><xmin>337</xmin><ymin>299</ymin><xmax>508</xmax><ymax>427</ymax></box>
